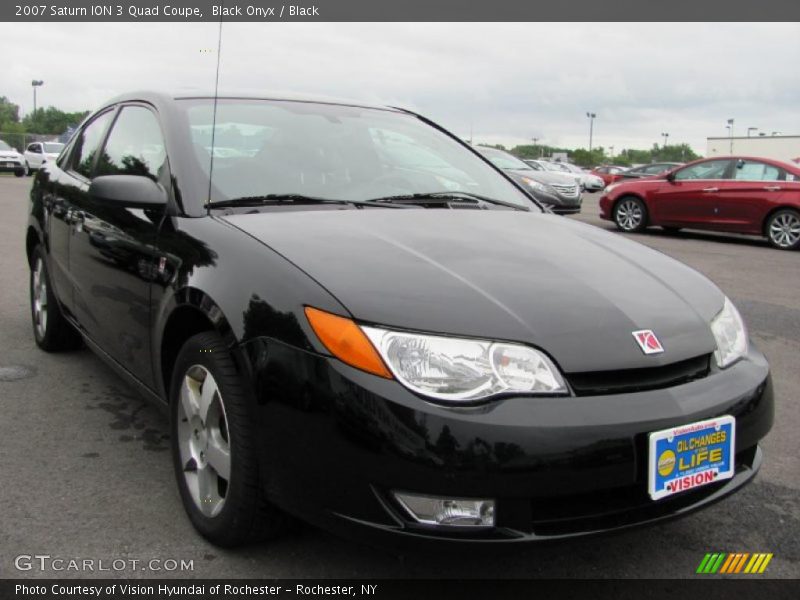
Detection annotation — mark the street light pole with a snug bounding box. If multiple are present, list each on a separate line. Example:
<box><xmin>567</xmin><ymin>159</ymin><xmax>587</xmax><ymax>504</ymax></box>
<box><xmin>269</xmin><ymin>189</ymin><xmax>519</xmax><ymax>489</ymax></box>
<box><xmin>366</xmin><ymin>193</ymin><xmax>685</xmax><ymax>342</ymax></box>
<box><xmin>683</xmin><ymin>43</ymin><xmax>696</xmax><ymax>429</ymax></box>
<box><xmin>31</xmin><ymin>80</ymin><xmax>44</xmax><ymax>118</ymax></box>
<box><xmin>661</xmin><ymin>132</ymin><xmax>669</xmax><ymax>148</ymax></box>
<box><xmin>747</xmin><ymin>127</ymin><xmax>757</xmax><ymax>137</ymax></box>
<box><xmin>586</xmin><ymin>112</ymin><xmax>596</xmax><ymax>155</ymax></box>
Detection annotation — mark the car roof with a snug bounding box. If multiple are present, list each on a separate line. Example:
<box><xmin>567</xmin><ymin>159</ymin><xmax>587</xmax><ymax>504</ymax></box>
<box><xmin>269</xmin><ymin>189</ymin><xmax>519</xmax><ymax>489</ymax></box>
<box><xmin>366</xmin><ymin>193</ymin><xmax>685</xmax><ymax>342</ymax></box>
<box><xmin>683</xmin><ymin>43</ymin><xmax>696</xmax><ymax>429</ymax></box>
<box><xmin>102</xmin><ymin>89</ymin><xmax>404</xmax><ymax>113</ymax></box>
<box><xmin>691</xmin><ymin>155</ymin><xmax>800</xmax><ymax>172</ymax></box>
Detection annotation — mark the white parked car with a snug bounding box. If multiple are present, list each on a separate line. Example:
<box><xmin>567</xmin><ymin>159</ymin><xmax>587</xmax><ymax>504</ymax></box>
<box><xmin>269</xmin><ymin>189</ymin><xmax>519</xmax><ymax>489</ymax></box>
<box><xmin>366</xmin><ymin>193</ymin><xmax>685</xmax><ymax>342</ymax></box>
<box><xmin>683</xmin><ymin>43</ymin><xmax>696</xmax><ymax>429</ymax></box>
<box><xmin>525</xmin><ymin>160</ymin><xmax>604</xmax><ymax>192</ymax></box>
<box><xmin>0</xmin><ymin>140</ymin><xmax>26</xmax><ymax>177</ymax></box>
<box><xmin>23</xmin><ymin>141</ymin><xmax>65</xmax><ymax>175</ymax></box>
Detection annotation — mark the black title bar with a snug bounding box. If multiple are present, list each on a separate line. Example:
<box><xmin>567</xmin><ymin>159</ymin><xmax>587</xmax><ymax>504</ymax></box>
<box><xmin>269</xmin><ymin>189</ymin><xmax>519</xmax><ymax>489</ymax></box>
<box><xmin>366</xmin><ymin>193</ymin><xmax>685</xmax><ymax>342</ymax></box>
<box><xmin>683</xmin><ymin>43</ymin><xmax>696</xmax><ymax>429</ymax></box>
<box><xmin>3</xmin><ymin>579</ymin><xmax>800</xmax><ymax>600</ymax></box>
<box><xmin>3</xmin><ymin>0</ymin><xmax>800</xmax><ymax>22</ymax></box>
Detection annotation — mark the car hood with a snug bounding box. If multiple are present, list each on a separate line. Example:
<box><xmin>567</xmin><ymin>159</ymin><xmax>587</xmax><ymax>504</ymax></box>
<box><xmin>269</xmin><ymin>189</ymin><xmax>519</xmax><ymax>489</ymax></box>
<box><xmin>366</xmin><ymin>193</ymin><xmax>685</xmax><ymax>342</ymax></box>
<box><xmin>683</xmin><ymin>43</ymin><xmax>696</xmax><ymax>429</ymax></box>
<box><xmin>505</xmin><ymin>169</ymin><xmax>577</xmax><ymax>185</ymax></box>
<box><xmin>222</xmin><ymin>209</ymin><xmax>722</xmax><ymax>373</ymax></box>
<box><xmin>0</xmin><ymin>151</ymin><xmax>21</xmax><ymax>159</ymax></box>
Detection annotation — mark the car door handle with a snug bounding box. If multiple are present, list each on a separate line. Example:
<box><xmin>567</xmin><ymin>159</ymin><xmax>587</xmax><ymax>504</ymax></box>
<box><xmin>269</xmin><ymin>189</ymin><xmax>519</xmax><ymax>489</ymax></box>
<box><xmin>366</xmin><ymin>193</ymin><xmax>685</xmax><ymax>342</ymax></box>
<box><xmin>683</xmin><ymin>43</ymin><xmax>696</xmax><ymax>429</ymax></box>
<box><xmin>763</xmin><ymin>185</ymin><xmax>781</xmax><ymax>191</ymax></box>
<box><xmin>702</xmin><ymin>187</ymin><xmax>719</xmax><ymax>193</ymax></box>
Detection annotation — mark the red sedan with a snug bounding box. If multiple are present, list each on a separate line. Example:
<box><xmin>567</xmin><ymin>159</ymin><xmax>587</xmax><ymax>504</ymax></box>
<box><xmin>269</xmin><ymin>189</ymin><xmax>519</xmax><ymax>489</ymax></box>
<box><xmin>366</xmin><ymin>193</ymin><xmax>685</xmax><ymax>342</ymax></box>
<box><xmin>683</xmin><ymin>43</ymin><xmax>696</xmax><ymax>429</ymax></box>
<box><xmin>591</xmin><ymin>165</ymin><xmax>627</xmax><ymax>186</ymax></box>
<box><xmin>599</xmin><ymin>156</ymin><xmax>800</xmax><ymax>250</ymax></box>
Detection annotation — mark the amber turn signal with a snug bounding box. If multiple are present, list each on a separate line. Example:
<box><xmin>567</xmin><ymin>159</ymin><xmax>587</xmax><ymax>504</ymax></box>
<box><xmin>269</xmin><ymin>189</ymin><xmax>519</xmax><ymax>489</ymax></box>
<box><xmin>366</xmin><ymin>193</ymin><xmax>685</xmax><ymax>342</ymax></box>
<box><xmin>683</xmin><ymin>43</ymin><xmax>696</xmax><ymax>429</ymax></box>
<box><xmin>304</xmin><ymin>307</ymin><xmax>392</xmax><ymax>379</ymax></box>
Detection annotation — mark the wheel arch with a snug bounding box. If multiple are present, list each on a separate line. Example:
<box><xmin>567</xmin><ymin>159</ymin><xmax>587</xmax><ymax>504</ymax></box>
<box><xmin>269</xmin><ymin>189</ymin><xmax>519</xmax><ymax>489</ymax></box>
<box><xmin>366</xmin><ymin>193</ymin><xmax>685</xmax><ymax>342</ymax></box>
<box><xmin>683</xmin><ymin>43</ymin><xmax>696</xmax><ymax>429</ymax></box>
<box><xmin>156</xmin><ymin>288</ymin><xmax>242</xmax><ymax>402</ymax></box>
<box><xmin>762</xmin><ymin>205</ymin><xmax>800</xmax><ymax>237</ymax></box>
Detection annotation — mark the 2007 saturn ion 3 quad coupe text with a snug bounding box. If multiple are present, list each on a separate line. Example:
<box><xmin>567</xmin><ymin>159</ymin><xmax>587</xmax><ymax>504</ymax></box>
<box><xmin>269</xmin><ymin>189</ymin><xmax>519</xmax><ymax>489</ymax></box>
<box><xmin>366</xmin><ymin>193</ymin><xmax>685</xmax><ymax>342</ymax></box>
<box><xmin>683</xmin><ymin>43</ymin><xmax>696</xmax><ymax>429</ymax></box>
<box><xmin>26</xmin><ymin>92</ymin><xmax>773</xmax><ymax>548</ymax></box>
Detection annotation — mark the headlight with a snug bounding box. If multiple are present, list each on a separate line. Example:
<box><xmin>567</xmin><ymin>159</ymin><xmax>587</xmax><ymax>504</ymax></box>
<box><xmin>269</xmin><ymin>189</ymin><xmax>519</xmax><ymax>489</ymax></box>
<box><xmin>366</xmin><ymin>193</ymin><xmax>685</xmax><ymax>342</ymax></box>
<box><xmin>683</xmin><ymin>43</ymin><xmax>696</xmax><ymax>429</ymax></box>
<box><xmin>521</xmin><ymin>177</ymin><xmax>555</xmax><ymax>196</ymax></box>
<box><xmin>710</xmin><ymin>297</ymin><xmax>748</xmax><ymax>368</ymax></box>
<box><xmin>361</xmin><ymin>327</ymin><xmax>567</xmax><ymax>402</ymax></box>
<box><xmin>604</xmin><ymin>183</ymin><xmax>619</xmax><ymax>194</ymax></box>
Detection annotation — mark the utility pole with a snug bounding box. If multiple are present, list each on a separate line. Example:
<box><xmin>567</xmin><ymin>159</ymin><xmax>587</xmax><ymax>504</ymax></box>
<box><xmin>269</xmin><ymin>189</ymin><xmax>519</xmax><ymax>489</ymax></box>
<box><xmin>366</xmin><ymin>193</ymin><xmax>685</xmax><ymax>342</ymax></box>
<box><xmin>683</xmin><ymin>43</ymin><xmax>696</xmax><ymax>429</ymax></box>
<box><xmin>586</xmin><ymin>112</ymin><xmax>596</xmax><ymax>155</ymax></box>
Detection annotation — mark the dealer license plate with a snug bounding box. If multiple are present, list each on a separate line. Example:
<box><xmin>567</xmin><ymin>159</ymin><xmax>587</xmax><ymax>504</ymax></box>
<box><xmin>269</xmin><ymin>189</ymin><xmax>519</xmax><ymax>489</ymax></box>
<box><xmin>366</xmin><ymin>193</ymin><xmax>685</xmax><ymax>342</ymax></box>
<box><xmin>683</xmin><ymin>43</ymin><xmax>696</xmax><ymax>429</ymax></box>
<box><xmin>648</xmin><ymin>415</ymin><xmax>735</xmax><ymax>501</ymax></box>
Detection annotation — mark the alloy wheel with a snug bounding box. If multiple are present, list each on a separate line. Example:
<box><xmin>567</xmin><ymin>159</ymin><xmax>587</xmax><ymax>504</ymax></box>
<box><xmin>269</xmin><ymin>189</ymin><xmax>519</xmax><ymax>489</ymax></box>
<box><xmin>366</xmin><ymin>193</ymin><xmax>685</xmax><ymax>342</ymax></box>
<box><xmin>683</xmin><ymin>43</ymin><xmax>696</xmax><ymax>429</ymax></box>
<box><xmin>32</xmin><ymin>258</ymin><xmax>48</xmax><ymax>339</ymax></box>
<box><xmin>616</xmin><ymin>199</ymin><xmax>643</xmax><ymax>231</ymax></box>
<box><xmin>769</xmin><ymin>212</ymin><xmax>800</xmax><ymax>248</ymax></box>
<box><xmin>177</xmin><ymin>365</ymin><xmax>231</xmax><ymax>518</ymax></box>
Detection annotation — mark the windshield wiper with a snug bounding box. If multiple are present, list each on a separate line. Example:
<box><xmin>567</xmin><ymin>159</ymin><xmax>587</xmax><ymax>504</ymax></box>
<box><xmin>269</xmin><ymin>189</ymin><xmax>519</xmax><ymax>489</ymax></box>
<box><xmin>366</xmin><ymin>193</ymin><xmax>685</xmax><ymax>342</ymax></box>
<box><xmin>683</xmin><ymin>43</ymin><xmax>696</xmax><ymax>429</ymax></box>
<box><xmin>207</xmin><ymin>194</ymin><xmax>355</xmax><ymax>209</ymax></box>
<box><xmin>207</xmin><ymin>194</ymin><xmax>412</xmax><ymax>210</ymax></box>
<box><xmin>367</xmin><ymin>191</ymin><xmax>529</xmax><ymax>210</ymax></box>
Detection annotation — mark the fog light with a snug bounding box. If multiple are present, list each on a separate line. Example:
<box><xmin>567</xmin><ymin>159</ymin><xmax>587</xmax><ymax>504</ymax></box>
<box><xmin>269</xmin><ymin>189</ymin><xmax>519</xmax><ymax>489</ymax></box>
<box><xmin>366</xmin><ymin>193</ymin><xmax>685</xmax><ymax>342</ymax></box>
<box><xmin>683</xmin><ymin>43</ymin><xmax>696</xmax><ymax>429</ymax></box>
<box><xmin>394</xmin><ymin>492</ymin><xmax>495</xmax><ymax>527</ymax></box>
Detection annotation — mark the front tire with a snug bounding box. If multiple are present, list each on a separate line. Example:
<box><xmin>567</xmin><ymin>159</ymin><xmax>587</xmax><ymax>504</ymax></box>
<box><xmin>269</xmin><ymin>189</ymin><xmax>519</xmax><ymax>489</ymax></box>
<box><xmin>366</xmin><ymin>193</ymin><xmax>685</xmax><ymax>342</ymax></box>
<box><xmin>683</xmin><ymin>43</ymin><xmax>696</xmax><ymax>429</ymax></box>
<box><xmin>765</xmin><ymin>209</ymin><xmax>800</xmax><ymax>250</ymax></box>
<box><xmin>613</xmin><ymin>196</ymin><xmax>648</xmax><ymax>233</ymax></box>
<box><xmin>14</xmin><ymin>168</ymin><xmax>25</xmax><ymax>177</ymax></box>
<box><xmin>30</xmin><ymin>246</ymin><xmax>83</xmax><ymax>351</ymax></box>
<box><xmin>170</xmin><ymin>332</ymin><xmax>290</xmax><ymax>547</ymax></box>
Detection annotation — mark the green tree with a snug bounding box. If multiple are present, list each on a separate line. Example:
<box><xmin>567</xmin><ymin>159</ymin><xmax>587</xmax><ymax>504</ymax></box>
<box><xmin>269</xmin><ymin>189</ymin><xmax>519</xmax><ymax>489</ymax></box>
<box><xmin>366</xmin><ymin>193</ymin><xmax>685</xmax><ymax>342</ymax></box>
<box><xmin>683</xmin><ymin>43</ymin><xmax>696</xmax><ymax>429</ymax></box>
<box><xmin>656</xmin><ymin>144</ymin><xmax>700</xmax><ymax>163</ymax></box>
<box><xmin>0</xmin><ymin>96</ymin><xmax>21</xmax><ymax>129</ymax></box>
<box><xmin>23</xmin><ymin>106</ymin><xmax>89</xmax><ymax>135</ymax></box>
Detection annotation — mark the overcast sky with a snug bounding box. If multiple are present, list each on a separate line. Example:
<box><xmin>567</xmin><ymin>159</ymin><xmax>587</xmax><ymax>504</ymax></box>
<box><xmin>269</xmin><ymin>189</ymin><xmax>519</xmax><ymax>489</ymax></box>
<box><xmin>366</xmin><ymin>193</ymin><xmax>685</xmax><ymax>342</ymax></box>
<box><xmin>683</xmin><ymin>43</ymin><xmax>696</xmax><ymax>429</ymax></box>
<box><xmin>2</xmin><ymin>22</ymin><xmax>798</xmax><ymax>153</ymax></box>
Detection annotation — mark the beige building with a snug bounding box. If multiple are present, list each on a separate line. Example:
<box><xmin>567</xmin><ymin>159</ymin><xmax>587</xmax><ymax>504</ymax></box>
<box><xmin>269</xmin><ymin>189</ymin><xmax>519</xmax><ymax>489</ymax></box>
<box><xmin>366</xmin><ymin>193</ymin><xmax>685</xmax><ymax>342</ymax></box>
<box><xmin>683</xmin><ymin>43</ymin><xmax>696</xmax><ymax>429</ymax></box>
<box><xmin>707</xmin><ymin>135</ymin><xmax>800</xmax><ymax>163</ymax></box>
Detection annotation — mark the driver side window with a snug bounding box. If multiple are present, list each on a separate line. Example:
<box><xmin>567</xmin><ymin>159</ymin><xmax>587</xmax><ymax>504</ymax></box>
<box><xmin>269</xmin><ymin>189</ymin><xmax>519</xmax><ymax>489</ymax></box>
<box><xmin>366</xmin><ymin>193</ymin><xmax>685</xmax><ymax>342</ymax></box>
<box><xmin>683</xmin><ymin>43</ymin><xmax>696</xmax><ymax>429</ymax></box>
<box><xmin>674</xmin><ymin>160</ymin><xmax>731</xmax><ymax>181</ymax></box>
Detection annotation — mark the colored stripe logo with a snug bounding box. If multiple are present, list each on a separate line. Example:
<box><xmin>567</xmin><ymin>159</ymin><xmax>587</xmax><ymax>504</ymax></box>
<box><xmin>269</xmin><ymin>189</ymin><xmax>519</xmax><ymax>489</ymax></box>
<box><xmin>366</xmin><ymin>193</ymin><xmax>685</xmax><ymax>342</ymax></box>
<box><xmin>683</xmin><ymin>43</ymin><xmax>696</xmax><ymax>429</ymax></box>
<box><xmin>696</xmin><ymin>553</ymin><xmax>773</xmax><ymax>574</ymax></box>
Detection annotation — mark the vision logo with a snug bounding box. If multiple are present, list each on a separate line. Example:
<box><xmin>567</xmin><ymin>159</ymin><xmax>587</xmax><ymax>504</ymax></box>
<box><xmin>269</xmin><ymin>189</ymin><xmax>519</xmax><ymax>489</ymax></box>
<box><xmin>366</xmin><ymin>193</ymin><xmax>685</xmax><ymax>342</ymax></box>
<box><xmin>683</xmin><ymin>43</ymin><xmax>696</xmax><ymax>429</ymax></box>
<box><xmin>696</xmin><ymin>552</ymin><xmax>773</xmax><ymax>574</ymax></box>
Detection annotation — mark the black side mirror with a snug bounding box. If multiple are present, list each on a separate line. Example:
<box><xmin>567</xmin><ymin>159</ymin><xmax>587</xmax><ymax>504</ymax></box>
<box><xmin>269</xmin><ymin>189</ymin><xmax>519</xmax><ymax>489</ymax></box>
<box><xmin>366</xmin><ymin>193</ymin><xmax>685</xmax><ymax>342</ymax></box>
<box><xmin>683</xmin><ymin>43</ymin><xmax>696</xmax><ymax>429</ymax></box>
<box><xmin>666</xmin><ymin>171</ymin><xmax>676</xmax><ymax>182</ymax></box>
<box><xmin>89</xmin><ymin>175</ymin><xmax>168</xmax><ymax>207</ymax></box>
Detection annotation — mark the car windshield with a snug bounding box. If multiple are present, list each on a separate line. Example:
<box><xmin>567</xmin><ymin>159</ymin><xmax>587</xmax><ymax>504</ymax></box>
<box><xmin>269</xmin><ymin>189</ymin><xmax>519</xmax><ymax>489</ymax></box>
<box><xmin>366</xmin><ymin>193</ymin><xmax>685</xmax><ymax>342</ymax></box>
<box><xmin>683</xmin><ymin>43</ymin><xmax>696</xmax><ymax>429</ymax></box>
<box><xmin>544</xmin><ymin>162</ymin><xmax>569</xmax><ymax>172</ymax></box>
<box><xmin>178</xmin><ymin>99</ymin><xmax>534</xmax><ymax>209</ymax></box>
<box><xmin>43</xmin><ymin>143</ymin><xmax>64</xmax><ymax>153</ymax></box>
<box><xmin>0</xmin><ymin>140</ymin><xmax>12</xmax><ymax>151</ymax></box>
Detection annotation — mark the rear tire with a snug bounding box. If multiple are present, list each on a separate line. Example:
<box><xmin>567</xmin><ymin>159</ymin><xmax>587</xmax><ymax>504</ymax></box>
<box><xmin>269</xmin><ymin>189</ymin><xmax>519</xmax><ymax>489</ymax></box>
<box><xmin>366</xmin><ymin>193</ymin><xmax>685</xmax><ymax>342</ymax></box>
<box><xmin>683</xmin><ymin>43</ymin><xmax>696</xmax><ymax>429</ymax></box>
<box><xmin>30</xmin><ymin>246</ymin><xmax>83</xmax><ymax>351</ymax></box>
<box><xmin>765</xmin><ymin>209</ymin><xmax>800</xmax><ymax>250</ymax></box>
<box><xmin>14</xmin><ymin>168</ymin><xmax>25</xmax><ymax>177</ymax></box>
<box><xmin>170</xmin><ymin>332</ymin><xmax>290</xmax><ymax>547</ymax></box>
<box><xmin>613</xmin><ymin>196</ymin><xmax>648</xmax><ymax>233</ymax></box>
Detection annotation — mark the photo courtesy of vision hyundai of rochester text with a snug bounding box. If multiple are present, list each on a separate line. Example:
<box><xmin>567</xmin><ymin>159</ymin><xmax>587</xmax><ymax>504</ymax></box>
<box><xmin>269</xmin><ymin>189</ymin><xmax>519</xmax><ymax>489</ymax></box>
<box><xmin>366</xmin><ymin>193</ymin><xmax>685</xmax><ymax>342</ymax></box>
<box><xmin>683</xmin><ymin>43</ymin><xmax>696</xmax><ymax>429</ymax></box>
<box><xmin>26</xmin><ymin>92</ymin><xmax>773</xmax><ymax>547</ymax></box>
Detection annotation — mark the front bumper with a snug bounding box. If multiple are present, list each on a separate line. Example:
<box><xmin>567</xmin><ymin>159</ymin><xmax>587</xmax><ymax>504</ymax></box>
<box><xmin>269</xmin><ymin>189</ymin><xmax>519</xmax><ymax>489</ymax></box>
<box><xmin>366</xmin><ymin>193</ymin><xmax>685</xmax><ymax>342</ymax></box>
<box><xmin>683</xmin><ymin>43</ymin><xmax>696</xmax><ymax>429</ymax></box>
<box><xmin>242</xmin><ymin>339</ymin><xmax>773</xmax><ymax>547</ymax></box>
<box><xmin>0</xmin><ymin>160</ymin><xmax>23</xmax><ymax>173</ymax></box>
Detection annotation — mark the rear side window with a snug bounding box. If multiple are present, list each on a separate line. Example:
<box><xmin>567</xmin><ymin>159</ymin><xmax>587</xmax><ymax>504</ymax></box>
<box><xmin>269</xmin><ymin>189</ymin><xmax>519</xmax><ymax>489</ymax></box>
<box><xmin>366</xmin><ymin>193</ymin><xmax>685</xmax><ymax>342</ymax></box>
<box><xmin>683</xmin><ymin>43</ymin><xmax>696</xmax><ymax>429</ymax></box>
<box><xmin>733</xmin><ymin>160</ymin><xmax>785</xmax><ymax>181</ymax></box>
<box><xmin>71</xmin><ymin>111</ymin><xmax>114</xmax><ymax>179</ymax></box>
<box><xmin>95</xmin><ymin>106</ymin><xmax>167</xmax><ymax>181</ymax></box>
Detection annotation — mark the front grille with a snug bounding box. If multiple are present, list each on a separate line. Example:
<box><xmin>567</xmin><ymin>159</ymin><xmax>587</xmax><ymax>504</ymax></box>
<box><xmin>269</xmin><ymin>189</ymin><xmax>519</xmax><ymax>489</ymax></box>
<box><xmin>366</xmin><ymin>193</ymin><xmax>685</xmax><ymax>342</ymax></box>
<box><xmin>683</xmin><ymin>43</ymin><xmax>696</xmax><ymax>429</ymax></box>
<box><xmin>551</xmin><ymin>184</ymin><xmax>579</xmax><ymax>198</ymax></box>
<box><xmin>566</xmin><ymin>354</ymin><xmax>711</xmax><ymax>396</ymax></box>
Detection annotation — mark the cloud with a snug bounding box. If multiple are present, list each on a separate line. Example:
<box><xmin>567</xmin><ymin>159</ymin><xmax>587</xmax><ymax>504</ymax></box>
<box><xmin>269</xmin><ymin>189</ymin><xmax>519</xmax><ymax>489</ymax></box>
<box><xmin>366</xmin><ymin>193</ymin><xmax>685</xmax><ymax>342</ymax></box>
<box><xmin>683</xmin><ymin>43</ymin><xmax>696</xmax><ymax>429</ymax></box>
<box><xmin>1</xmin><ymin>21</ymin><xmax>798</xmax><ymax>153</ymax></box>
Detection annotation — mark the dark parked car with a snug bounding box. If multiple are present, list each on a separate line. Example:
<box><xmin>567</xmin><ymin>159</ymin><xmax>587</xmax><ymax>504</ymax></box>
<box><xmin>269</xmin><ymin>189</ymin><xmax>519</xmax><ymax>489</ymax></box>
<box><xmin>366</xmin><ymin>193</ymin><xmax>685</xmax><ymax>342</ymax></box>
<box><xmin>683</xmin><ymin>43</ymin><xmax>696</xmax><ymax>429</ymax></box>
<box><xmin>27</xmin><ymin>92</ymin><xmax>772</xmax><ymax>548</ymax></box>
<box><xmin>619</xmin><ymin>162</ymin><xmax>683</xmax><ymax>180</ymax></box>
<box><xmin>599</xmin><ymin>156</ymin><xmax>800</xmax><ymax>250</ymax></box>
<box><xmin>476</xmin><ymin>147</ymin><xmax>582</xmax><ymax>214</ymax></box>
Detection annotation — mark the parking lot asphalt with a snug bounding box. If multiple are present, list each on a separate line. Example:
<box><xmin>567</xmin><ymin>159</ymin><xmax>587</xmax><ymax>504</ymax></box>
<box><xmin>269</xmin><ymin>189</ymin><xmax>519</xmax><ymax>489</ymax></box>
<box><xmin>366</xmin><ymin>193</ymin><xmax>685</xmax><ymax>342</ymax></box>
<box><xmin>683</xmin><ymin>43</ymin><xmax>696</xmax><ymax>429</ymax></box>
<box><xmin>0</xmin><ymin>175</ymin><xmax>798</xmax><ymax>579</ymax></box>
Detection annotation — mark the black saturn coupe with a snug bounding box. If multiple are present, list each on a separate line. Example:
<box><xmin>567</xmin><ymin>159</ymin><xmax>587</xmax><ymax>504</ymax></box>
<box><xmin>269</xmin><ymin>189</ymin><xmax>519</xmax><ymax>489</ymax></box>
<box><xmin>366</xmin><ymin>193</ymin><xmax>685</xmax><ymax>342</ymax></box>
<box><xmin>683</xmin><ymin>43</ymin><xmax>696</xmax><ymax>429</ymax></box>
<box><xmin>26</xmin><ymin>92</ymin><xmax>773</xmax><ymax>547</ymax></box>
